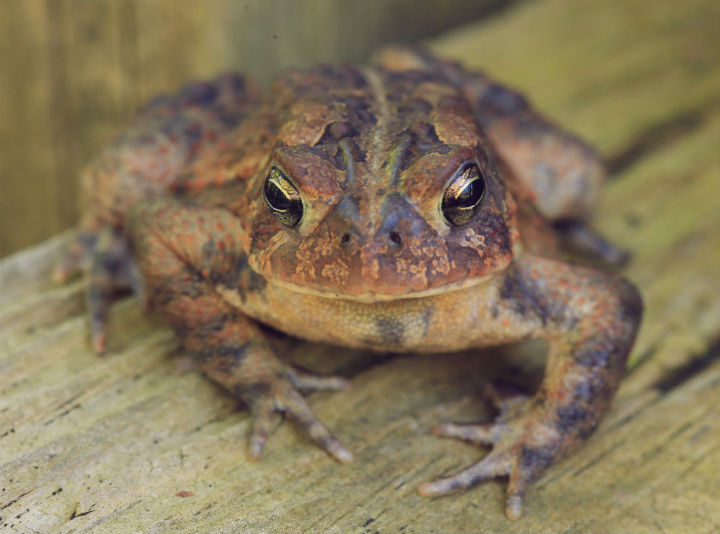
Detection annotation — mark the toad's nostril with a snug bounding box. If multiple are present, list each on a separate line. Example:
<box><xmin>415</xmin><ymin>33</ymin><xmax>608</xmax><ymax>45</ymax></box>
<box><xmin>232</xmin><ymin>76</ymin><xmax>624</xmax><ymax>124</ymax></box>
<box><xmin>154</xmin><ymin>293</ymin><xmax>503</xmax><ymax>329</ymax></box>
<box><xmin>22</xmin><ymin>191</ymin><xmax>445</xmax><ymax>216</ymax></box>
<box><xmin>340</xmin><ymin>232</ymin><xmax>351</xmax><ymax>246</ymax></box>
<box><xmin>389</xmin><ymin>231</ymin><xmax>403</xmax><ymax>246</ymax></box>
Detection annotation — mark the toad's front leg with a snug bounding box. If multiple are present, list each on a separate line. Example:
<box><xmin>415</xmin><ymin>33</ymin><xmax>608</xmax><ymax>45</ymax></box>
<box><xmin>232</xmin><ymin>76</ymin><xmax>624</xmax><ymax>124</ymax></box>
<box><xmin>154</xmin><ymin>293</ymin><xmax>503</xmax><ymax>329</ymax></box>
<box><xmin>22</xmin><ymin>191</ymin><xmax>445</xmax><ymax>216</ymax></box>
<box><xmin>419</xmin><ymin>255</ymin><xmax>642</xmax><ymax>519</ymax></box>
<box><xmin>127</xmin><ymin>200</ymin><xmax>353</xmax><ymax>463</ymax></box>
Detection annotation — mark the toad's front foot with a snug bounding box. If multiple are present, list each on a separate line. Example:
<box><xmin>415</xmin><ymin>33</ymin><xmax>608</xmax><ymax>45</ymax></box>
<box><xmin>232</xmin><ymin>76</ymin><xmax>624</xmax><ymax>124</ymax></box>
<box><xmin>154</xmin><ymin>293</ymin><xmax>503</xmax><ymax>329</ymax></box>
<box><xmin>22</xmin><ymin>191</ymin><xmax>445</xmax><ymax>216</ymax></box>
<box><xmin>418</xmin><ymin>404</ymin><xmax>562</xmax><ymax>520</ymax></box>
<box><xmin>418</xmin><ymin>257</ymin><xmax>642</xmax><ymax>519</ymax></box>
<box><xmin>243</xmin><ymin>366</ymin><xmax>354</xmax><ymax>464</ymax></box>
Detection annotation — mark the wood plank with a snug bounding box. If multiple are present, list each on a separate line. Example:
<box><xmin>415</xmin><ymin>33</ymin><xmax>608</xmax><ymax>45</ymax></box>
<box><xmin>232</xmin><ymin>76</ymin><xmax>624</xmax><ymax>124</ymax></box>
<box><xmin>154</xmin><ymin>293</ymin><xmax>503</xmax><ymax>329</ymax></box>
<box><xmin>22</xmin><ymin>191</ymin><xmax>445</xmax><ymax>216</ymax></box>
<box><xmin>1</xmin><ymin>0</ymin><xmax>719</xmax><ymax>531</ymax></box>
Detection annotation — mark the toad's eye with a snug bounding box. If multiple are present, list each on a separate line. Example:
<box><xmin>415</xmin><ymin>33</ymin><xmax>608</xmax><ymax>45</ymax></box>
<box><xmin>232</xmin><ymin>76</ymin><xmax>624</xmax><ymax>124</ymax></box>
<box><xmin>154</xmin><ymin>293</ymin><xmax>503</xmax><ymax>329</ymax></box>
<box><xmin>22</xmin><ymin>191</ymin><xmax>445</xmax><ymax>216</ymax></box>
<box><xmin>441</xmin><ymin>163</ymin><xmax>486</xmax><ymax>227</ymax></box>
<box><xmin>263</xmin><ymin>167</ymin><xmax>303</xmax><ymax>227</ymax></box>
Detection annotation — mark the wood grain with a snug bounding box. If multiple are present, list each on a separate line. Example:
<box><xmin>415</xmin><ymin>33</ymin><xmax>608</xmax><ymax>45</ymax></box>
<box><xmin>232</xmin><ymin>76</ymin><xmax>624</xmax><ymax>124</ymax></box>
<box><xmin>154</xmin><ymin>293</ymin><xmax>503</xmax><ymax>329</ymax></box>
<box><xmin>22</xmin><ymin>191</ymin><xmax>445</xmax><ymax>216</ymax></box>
<box><xmin>1</xmin><ymin>0</ymin><xmax>719</xmax><ymax>531</ymax></box>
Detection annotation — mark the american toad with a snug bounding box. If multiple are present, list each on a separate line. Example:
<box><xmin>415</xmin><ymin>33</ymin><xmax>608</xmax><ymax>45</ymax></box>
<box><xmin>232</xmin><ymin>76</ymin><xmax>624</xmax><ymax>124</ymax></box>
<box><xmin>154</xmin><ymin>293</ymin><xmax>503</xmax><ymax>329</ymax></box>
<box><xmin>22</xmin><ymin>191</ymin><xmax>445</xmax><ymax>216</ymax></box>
<box><xmin>54</xmin><ymin>47</ymin><xmax>642</xmax><ymax>520</ymax></box>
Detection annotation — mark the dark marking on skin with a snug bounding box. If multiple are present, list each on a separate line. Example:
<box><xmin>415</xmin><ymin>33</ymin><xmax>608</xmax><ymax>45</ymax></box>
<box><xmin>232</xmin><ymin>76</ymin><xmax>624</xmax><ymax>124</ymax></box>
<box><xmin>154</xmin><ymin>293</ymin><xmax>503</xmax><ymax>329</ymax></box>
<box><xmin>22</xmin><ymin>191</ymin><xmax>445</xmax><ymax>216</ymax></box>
<box><xmin>246</xmin><ymin>268</ymin><xmax>268</xmax><ymax>294</ymax></box>
<box><xmin>574</xmin><ymin>346</ymin><xmax>612</xmax><ymax>368</ymax></box>
<box><xmin>617</xmin><ymin>279</ymin><xmax>644</xmax><ymax>325</ymax></box>
<box><xmin>205</xmin><ymin>342</ymin><xmax>251</xmax><ymax>360</ymax></box>
<box><xmin>399</xmin><ymin>139</ymin><xmax>453</xmax><ymax>172</ymax></box>
<box><xmin>223</xmin><ymin>73</ymin><xmax>249</xmax><ymax>97</ymax></box>
<box><xmin>553</xmin><ymin>219</ymin><xmax>631</xmax><ymax>267</ymax></box>
<box><xmin>375</xmin><ymin>316</ymin><xmax>405</xmax><ymax>346</ymax></box>
<box><xmin>552</xmin><ymin>376</ymin><xmax>606</xmax><ymax>440</ymax></box>
<box><xmin>234</xmin><ymin>380</ymin><xmax>272</xmax><ymax>406</ymax></box>
<box><xmin>398</xmin><ymin>99</ymin><xmax>433</xmax><ymax>115</ymax></box>
<box><xmin>477</xmin><ymin>82</ymin><xmax>529</xmax><ymax>116</ymax></box>
<box><xmin>315</xmin><ymin>121</ymin><xmax>359</xmax><ymax>146</ymax></box>
<box><xmin>197</xmin><ymin>247</ymin><xmax>266</xmax><ymax>300</ymax></box>
<box><xmin>554</xmin><ymin>403</ymin><xmax>589</xmax><ymax>434</ymax></box>
<box><xmin>172</xmin><ymin>266</ymin><xmax>207</xmax><ymax>300</ymax></box>
<box><xmin>226</xmin><ymin>251</ymin><xmax>252</xmax><ymax>285</ymax></box>
<box><xmin>201</xmin><ymin>240</ymin><xmax>223</xmax><ymax>272</ymax></box>
<box><xmin>519</xmin><ymin>443</ymin><xmax>556</xmax><ymax>475</ymax></box>
<box><xmin>75</xmin><ymin>231</ymin><xmax>99</xmax><ymax>250</ymax></box>
<box><xmin>197</xmin><ymin>311</ymin><xmax>240</xmax><ymax>335</ymax></box>
<box><xmin>506</xmin><ymin>113</ymin><xmax>557</xmax><ymax>142</ymax></box>
<box><xmin>420</xmin><ymin>306</ymin><xmax>433</xmax><ymax>338</ymax></box>
<box><xmin>499</xmin><ymin>264</ymin><xmax>551</xmax><ymax>324</ymax></box>
<box><xmin>158</xmin><ymin>79</ymin><xmax>215</xmax><ymax>109</ymax></box>
<box><xmin>192</xmin><ymin>344</ymin><xmax>252</xmax><ymax>381</ymax></box>
<box><xmin>654</xmin><ymin>336</ymin><xmax>720</xmax><ymax>392</ymax></box>
<box><xmin>306</xmin><ymin>146</ymin><xmax>347</xmax><ymax>171</ymax></box>
<box><xmin>411</xmin><ymin>121</ymin><xmax>441</xmax><ymax>144</ymax></box>
<box><xmin>346</xmin><ymin>139</ymin><xmax>367</xmax><ymax>163</ymax></box>
<box><xmin>554</xmin><ymin>402</ymin><xmax>597</xmax><ymax>441</ymax></box>
<box><xmin>338</xmin><ymin>94</ymin><xmax>377</xmax><ymax>126</ymax></box>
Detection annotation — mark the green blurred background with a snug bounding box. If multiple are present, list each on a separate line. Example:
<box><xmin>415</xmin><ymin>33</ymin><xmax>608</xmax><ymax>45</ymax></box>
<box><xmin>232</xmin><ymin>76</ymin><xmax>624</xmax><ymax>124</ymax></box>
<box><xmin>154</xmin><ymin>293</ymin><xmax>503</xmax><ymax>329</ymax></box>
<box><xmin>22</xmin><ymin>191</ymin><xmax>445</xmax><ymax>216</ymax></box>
<box><xmin>0</xmin><ymin>0</ymin><xmax>513</xmax><ymax>258</ymax></box>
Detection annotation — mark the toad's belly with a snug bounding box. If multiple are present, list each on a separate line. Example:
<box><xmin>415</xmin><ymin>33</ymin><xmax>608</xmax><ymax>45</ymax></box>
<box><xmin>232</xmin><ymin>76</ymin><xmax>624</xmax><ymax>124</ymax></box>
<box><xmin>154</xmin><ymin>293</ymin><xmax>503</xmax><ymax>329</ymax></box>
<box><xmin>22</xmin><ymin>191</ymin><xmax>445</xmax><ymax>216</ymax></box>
<box><xmin>216</xmin><ymin>277</ymin><xmax>535</xmax><ymax>353</ymax></box>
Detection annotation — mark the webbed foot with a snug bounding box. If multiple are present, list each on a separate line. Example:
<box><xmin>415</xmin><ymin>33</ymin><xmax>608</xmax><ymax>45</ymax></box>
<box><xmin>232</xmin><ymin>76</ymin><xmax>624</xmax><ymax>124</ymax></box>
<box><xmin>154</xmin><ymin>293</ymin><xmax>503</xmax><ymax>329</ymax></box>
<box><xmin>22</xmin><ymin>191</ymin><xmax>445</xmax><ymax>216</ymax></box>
<box><xmin>554</xmin><ymin>219</ymin><xmax>630</xmax><ymax>267</ymax></box>
<box><xmin>419</xmin><ymin>394</ymin><xmax>560</xmax><ymax>520</ymax></box>
<box><xmin>419</xmin><ymin>384</ymin><xmax>547</xmax><ymax>520</ymax></box>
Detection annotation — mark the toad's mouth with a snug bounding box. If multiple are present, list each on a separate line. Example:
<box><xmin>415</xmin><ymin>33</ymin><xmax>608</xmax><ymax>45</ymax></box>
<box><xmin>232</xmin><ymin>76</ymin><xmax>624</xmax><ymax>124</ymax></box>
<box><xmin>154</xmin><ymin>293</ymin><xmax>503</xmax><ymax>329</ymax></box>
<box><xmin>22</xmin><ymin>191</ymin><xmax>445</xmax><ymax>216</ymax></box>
<box><xmin>257</xmin><ymin>274</ymin><xmax>496</xmax><ymax>303</ymax></box>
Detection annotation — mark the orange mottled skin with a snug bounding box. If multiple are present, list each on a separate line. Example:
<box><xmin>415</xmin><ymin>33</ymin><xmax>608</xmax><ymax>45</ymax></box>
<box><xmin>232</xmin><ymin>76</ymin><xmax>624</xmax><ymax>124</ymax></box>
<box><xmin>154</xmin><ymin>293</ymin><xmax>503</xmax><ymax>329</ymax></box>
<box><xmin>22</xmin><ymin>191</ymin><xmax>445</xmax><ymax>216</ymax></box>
<box><xmin>55</xmin><ymin>47</ymin><xmax>642</xmax><ymax>520</ymax></box>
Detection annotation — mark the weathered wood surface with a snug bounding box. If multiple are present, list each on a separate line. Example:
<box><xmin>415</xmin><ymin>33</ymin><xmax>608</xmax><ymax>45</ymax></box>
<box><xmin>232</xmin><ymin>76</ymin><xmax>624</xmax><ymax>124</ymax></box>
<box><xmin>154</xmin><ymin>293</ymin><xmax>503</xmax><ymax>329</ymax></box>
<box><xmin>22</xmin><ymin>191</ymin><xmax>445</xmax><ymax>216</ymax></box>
<box><xmin>2</xmin><ymin>0</ymin><xmax>720</xmax><ymax>531</ymax></box>
<box><xmin>0</xmin><ymin>0</ymin><xmax>509</xmax><ymax>258</ymax></box>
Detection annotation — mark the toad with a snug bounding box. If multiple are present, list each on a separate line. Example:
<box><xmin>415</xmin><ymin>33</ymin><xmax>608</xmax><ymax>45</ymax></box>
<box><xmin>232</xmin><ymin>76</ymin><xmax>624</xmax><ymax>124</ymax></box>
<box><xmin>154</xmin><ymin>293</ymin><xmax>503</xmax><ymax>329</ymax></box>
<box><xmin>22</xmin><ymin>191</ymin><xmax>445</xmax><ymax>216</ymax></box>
<box><xmin>54</xmin><ymin>47</ymin><xmax>642</xmax><ymax>519</ymax></box>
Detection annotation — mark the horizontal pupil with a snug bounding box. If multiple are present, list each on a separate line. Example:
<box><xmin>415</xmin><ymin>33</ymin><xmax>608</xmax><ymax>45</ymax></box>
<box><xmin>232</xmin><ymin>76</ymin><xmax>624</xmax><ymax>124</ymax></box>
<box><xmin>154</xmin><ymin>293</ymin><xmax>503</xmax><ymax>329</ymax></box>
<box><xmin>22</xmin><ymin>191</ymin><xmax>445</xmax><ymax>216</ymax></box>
<box><xmin>455</xmin><ymin>179</ymin><xmax>483</xmax><ymax>207</ymax></box>
<box><xmin>265</xmin><ymin>180</ymin><xmax>293</xmax><ymax>211</ymax></box>
<box><xmin>457</xmin><ymin>182</ymin><xmax>476</xmax><ymax>205</ymax></box>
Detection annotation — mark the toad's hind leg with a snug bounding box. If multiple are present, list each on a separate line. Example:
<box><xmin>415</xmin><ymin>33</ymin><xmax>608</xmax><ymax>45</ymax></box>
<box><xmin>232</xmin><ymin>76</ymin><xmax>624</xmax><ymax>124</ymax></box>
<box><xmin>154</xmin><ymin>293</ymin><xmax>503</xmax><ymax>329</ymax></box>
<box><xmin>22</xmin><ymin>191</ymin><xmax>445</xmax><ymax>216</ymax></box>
<box><xmin>374</xmin><ymin>46</ymin><xmax>628</xmax><ymax>265</ymax></box>
<box><xmin>466</xmin><ymin>74</ymin><xmax>629</xmax><ymax>265</ymax></box>
<box><xmin>418</xmin><ymin>255</ymin><xmax>642</xmax><ymax>519</ymax></box>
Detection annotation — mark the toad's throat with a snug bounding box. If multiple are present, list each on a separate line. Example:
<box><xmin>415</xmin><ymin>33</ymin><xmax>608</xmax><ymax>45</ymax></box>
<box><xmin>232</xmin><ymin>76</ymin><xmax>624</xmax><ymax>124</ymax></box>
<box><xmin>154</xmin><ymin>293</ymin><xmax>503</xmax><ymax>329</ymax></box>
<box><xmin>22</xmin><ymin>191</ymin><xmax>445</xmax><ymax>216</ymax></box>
<box><xmin>257</xmin><ymin>274</ymin><xmax>495</xmax><ymax>303</ymax></box>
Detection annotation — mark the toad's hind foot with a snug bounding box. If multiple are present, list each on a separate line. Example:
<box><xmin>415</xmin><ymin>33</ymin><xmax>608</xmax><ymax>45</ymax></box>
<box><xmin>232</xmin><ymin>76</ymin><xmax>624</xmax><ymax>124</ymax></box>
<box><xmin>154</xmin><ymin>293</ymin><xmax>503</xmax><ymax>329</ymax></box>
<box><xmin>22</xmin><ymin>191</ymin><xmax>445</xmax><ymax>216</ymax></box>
<box><xmin>418</xmin><ymin>408</ymin><xmax>560</xmax><ymax>521</ymax></box>
<box><xmin>554</xmin><ymin>219</ymin><xmax>630</xmax><ymax>267</ymax></box>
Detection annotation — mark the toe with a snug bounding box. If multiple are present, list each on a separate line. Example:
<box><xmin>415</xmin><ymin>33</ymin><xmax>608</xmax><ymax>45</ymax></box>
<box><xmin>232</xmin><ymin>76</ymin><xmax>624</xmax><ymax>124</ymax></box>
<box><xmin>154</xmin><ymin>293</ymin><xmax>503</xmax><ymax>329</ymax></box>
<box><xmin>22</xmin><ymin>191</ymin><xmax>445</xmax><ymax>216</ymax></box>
<box><xmin>431</xmin><ymin>421</ymin><xmax>497</xmax><ymax>445</ymax></box>
<box><xmin>418</xmin><ymin>450</ymin><xmax>512</xmax><ymax>497</ymax></box>
<box><xmin>287</xmin><ymin>366</ymin><xmax>350</xmax><ymax>392</ymax></box>
<box><xmin>505</xmin><ymin>493</ymin><xmax>524</xmax><ymax>521</ymax></box>
<box><xmin>282</xmin><ymin>389</ymin><xmax>353</xmax><ymax>463</ymax></box>
<box><xmin>247</xmin><ymin>400</ymin><xmax>281</xmax><ymax>460</ymax></box>
<box><xmin>86</xmin><ymin>281</ymin><xmax>110</xmax><ymax>354</ymax></box>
